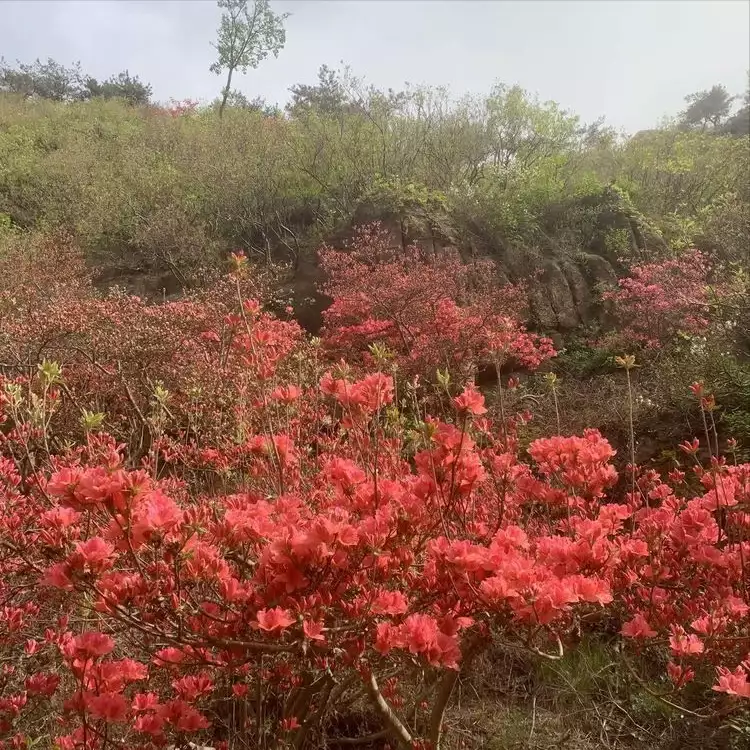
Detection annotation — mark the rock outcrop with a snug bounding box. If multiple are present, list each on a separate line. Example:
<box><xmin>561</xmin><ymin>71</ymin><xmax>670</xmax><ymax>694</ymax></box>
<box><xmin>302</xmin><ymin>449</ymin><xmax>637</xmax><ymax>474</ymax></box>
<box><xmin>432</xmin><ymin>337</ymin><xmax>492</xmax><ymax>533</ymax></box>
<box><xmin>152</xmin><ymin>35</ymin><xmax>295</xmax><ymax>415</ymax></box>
<box><xmin>95</xmin><ymin>187</ymin><xmax>661</xmax><ymax>339</ymax></box>
<box><xmin>289</xmin><ymin>189</ymin><xmax>658</xmax><ymax>335</ymax></box>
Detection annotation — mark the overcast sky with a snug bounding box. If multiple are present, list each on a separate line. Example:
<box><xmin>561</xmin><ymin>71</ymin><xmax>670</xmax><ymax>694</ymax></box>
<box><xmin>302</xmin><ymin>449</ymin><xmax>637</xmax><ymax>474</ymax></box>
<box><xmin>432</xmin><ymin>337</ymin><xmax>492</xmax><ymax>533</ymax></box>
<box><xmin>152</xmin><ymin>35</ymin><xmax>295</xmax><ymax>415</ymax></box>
<box><xmin>2</xmin><ymin>0</ymin><xmax>748</xmax><ymax>132</ymax></box>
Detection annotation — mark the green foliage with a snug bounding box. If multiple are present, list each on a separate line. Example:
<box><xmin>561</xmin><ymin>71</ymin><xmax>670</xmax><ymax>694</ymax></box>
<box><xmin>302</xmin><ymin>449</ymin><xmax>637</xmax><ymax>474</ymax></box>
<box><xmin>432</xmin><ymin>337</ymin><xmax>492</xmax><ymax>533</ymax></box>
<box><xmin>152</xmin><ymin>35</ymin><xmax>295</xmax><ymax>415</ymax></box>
<box><xmin>364</xmin><ymin>176</ymin><xmax>446</xmax><ymax>214</ymax></box>
<box><xmin>0</xmin><ymin>57</ymin><xmax>151</xmax><ymax>105</ymax></box>
<box><xmin>681</xmin><ymin>84</ymin><xmax>735</xmax><ymax>130</ymax></box>
<box><xmin>615</xmin><ymin>128</ymin><xmax>750</xmax><ymax>221</ymax></box>
<box><xmin>555</xmin><ymin>340</ymin><xmax>619</xmax><ymax>379</ymax></box>
<box><xmin>211</xmin><ymin>0</ymin><xmax>289</xmax><ymax>117</ymax></box>
<box><xmin>711</xmin><ymin>358</ymin><xmax>750</xmax><ymax>461</ymax></box>
<box><xmin>84</xmin><ymin>70</ymin><xmax>152</xmax><ymax>106</ymax></box>
<box><xmin>213</xmin><ymin>89</ymin><xmax>280</xmax><ymax>115</ymax></box>
<box><xmin>483</xmin><ymin>83</ymin><xmax>581</xmax><ymax>171</ymax></box>
<box><xmin>725</xmin><ymin>101</ymin><xmax>750</xmax><ymax>136</ymax></box>
<box><xmin>603</xmin><ymin>225</ymin><xmax>632</xmax><ymax>255</ymax></box>
<box><xmin>724</xmin><ymin>410</ymin><xmax>750</xmax><ymax>462</ymax></box>
<box><xmin>288</xmin><ymin>64</ymin><xmax>348</xmax><ymax>117</ymax></box>
<box><xmin>696</xmin><ymin>192</ymin><xmax>750</xmax><ymax>265</ymax></box>
<box><xmin>0</xmin><ymin>71</ymin><xmax>747</xmax><ymax>294</ymax></box>
<box><xmin>0</xmin><ymin>57</ymin><xmax>88</xmax><ymax>101</ymax></box>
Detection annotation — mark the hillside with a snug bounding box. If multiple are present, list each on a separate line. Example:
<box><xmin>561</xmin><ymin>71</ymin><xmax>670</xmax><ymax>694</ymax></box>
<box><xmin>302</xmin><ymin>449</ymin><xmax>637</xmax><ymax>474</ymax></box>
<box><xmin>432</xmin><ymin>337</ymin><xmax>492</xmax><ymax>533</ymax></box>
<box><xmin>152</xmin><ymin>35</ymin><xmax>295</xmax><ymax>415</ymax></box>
<box><xmin>0</xmin><ymin>61</ymin><xmax>749</xmax><ymax>750</ymax></box>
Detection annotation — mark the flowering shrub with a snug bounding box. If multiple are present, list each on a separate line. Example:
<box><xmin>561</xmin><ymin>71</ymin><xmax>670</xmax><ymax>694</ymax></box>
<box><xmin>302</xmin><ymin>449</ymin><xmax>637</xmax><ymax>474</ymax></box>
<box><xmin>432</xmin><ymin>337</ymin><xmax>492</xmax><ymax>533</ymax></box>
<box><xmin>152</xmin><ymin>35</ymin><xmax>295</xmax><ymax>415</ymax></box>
<box><xmin>602</xmin><ymin>249</ymin><xmax>726</xmax><ymax>348</ymax></box>
<box><xmin>0</xmin><ymin>251</ymin><xmax>747</xmax><ymax>749</ymax></box>
<box><xmin>319</xmin><ymin>224</ymin><xmax>555</xmax><ymax>381</ymax></box>
<box><xmin>0</xmin><ymin>235</ymin><xmax>302</xmax><ymax>460</ymax></box>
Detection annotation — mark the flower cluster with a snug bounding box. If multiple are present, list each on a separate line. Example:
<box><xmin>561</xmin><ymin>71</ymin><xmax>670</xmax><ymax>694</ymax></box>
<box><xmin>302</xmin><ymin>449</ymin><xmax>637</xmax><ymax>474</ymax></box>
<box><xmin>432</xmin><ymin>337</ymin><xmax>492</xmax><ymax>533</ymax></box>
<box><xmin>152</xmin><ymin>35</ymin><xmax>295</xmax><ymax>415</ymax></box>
<box><xmin>602</xmin><ymin>249</ymin><xmax>726</xmax><ymax>348</ymax></box>
<box><xmin>319</xmin><ymin>223</ymin><xmax>555</xmax><ymax>381</ymax></box>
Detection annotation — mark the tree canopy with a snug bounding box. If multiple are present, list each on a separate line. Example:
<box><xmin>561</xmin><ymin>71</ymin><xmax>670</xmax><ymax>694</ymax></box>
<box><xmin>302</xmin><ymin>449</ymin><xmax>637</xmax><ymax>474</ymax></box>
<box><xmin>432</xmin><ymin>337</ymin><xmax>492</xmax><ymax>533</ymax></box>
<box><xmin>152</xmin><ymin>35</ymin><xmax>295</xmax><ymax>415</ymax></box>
<box><xmin>681</xmin><ymin>84</ymin><xmax>734</xmax><ymax>130</ymax></box>
<box><xmin>210</xmin><ymin>0</ymin><xmax>289</xmax><ymax>118</ymax></box>
<box><xmin>0</xmin><ymin>57</ymin><xmax>152</xmax><ymax>105</ymax></box>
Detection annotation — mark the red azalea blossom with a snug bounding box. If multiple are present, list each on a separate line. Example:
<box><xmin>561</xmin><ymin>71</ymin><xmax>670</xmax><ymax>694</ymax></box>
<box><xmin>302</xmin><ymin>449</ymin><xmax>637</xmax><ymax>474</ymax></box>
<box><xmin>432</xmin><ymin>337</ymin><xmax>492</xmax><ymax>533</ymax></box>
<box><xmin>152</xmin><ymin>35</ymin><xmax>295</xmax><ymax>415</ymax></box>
<box><xmin>72</xmin><ymin>632</ymin><xmax>115</xmax><ymax>659</ymax></box>
<box><xmin>86</xmin><ymin>692</ymin><xmax>129</xmax><ymax>723</ymax></box>
<box><xmin>454</xmin><ymin>386</ymin><xmax>487</xmax><ymax>416</ymax></box>
<box><xmin>256</xmin><ymin>607</ymin><xmax>296</xmax><ymax>632</ymax></box>
<box><xmin>714</xmin><ymin>667</ymin><xmax>750</xmax><ymax>698</ymax></box>
<box><xmin>621</xmin><ymin>614</ymin><xmax>657</xmax><ymax>639</ymax></box>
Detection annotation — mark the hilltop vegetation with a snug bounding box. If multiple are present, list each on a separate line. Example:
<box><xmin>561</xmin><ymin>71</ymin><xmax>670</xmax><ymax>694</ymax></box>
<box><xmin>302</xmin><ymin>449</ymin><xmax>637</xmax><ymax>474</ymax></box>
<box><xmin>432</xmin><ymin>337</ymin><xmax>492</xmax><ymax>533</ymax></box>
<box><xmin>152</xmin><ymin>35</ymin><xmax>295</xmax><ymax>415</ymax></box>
<box><xmin>0</xmin><ymin>64</ymin><xmax>748</xmax><ymax>288</ymax></box>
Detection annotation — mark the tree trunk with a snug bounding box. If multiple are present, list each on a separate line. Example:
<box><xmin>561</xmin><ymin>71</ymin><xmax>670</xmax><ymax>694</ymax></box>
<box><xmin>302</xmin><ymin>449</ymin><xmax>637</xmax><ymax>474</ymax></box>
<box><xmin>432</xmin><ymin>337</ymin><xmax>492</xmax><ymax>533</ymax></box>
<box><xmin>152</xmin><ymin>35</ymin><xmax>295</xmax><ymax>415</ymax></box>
<box><xmin>219</xmin><ymin>66</ymin><xmax>234</xmax><ymax>119</ymax></box>
<box><xmin>428</xmin><ymin>636</ymin><xmax>485</xmax><ymax>750</ymax></box>
<box><xmin>363</xmin><ymin>672</ymin><xmax>413</xmax><ymax>749</ymax></box>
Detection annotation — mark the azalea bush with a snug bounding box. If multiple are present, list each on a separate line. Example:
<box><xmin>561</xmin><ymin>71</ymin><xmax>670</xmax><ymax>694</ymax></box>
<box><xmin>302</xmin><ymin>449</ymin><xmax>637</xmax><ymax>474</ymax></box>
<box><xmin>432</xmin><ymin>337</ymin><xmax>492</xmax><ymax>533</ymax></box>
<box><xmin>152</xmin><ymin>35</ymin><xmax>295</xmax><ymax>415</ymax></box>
<box><xmin>0</xmin><ymin>234</ymin><xmax>301</xmax><ymax>461</ymax></box>
<box><xmin>602</xmin><ymin>248</ymin><xmax>729</xmax><ymax>349</ymax></box>
<box><xmin>0</xmin><ymin>252</ymin><xmax>748</xmax><ymax>750</ymax></box>
<box><xmin>319</xmin><ymin>223</ymin><xmax>555</xmax><ymax>382</ymax></box>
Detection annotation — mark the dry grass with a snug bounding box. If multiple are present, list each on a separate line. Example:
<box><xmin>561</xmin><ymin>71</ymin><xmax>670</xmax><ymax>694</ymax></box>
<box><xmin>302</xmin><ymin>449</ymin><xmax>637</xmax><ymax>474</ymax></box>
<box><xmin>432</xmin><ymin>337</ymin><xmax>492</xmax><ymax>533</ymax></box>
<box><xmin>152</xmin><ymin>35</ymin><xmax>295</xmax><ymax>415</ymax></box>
<box><xmin>438</xmin><ymin>640</ymin><xmax>749</xmax><ymax>750</ymax></box>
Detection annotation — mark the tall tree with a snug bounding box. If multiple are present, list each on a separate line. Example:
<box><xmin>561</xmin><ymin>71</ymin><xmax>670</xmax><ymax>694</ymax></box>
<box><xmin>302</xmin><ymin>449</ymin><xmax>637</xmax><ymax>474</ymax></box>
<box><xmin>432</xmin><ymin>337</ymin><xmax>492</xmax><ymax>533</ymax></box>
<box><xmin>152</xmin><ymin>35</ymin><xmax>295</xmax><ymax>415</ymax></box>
<box><xmin>210</xmin><ymin>0</ymin><xmax>288</xmax><ymax>119</ymax></box>
<box><xmin>681</xmin><ymin>84</ymin><xmax>734</xmax><ymax>130</ymax></box>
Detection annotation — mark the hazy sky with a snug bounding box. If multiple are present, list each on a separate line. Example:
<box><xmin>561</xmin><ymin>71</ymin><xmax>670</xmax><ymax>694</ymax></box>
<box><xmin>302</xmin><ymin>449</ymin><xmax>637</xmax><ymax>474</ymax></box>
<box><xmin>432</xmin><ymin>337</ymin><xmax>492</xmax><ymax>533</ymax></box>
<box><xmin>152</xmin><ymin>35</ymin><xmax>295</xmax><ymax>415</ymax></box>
<box><xmin>2</xmin><ymin>0</ymin><xmax>749</xmax><ymax>132</ymax></box>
